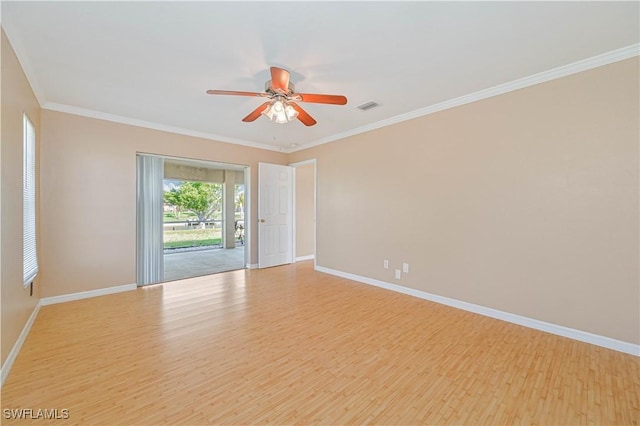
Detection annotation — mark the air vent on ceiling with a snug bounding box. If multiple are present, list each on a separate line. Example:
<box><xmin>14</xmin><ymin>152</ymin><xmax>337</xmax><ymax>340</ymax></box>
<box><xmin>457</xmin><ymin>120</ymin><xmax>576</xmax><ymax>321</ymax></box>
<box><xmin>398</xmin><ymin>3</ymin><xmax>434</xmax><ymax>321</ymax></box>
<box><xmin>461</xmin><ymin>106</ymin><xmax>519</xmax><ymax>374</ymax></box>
<box><xmin>357</xmin><ymin>101</ymin><xmax>380</xmax><ymax>111</ymax></box>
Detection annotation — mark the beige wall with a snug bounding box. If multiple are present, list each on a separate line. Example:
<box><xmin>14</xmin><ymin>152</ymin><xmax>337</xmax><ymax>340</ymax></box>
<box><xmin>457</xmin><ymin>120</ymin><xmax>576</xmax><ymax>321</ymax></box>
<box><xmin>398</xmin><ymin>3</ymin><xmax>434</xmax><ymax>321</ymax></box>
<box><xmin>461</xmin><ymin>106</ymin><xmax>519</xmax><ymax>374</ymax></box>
<box><xmin>295</xmin><ymin>163</ymin><xmax>315</xmax><ymax>258</ymax></box>
<box><xmin>40</xmin><ymin>110</ymin><xmax>288</xmax><ymax>297</ymax></box>
<box><xmin>290</xmin><ymin>58</ymin><xmax>640</xmax><ymax>344</ymax></box>
<box><xmin>1</xmin><ymin>30</ymin><xmax>42</xmax><ymax>365</ymax></box>
<box><xmin>2</xmin><ymin>25</ymin><xmax>638</xmax><ymax>363</ymax></box>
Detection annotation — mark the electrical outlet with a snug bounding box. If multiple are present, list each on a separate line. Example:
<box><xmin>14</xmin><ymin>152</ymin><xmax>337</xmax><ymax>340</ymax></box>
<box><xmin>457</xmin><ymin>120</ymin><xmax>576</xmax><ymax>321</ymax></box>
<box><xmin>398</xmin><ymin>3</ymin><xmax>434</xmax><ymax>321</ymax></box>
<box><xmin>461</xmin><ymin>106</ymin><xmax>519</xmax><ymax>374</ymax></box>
<box><xmin>395</xmin><ymin>269</ymin><xmax>401</xmax><ymax>280</ymax></box>
<box><xmin>402</xmin><ymin>263</ymin><xmax>409</xmax><ymax>273</ymax></box>
<box><xmin>383</xmin><ymin>260</ymin><xmax>389</xmax><ymax>269</ymax></box>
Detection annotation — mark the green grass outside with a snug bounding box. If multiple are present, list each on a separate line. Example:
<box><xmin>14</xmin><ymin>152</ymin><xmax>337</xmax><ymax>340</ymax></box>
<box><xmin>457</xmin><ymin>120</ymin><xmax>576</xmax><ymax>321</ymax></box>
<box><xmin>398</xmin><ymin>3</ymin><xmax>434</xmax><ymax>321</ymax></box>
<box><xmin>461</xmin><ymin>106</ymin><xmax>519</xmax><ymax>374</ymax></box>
<box><xmin>164</xmin><ymin>239</ymin><xmax>222</xmax><ymax>249</ymax></box>
<box><xmin>163</xmin><ymin>227</ymin><xmax>242</xmax><ymax>249</ymax></box>
<box><xmin>164</xmin><ymin>228</ymin><xmax>222</xmax><ymax>249</ymax></box>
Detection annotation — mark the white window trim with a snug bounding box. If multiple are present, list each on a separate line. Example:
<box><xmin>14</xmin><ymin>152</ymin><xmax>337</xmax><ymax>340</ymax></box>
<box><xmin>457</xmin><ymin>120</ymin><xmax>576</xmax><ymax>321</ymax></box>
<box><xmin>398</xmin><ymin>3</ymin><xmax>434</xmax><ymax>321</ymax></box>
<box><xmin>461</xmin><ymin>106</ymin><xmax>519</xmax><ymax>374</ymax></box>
<box><xmin>23</xmin><ymin>114</ymin><xmax>38</xmax><ymax>287</ymax></box>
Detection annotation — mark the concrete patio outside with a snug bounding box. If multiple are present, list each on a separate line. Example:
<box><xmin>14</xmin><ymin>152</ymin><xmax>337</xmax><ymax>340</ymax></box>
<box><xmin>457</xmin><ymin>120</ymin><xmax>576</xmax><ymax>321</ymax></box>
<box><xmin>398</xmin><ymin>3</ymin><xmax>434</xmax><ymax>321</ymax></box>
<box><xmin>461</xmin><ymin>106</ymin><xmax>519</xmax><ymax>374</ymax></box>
<box><xmin>163</xmin><ymin>246</ymin><xmax>245</xmax><ymax>282</ymax></box>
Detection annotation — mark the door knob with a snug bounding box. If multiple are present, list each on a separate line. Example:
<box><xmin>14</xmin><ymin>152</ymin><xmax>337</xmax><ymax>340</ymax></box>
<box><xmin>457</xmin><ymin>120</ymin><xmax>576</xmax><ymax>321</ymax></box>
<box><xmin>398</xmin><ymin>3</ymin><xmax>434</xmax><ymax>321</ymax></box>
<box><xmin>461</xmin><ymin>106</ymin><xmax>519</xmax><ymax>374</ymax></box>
<box><xmin>259</xmin><ymin>219</ymin><xmax>265</xmax><ymax>223</ymax></box>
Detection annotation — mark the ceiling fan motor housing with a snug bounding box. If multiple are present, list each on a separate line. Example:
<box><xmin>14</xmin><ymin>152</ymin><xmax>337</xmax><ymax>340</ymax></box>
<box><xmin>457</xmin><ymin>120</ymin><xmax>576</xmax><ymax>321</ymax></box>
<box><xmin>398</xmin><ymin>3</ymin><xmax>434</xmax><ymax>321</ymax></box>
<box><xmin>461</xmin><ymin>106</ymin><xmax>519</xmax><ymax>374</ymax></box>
<box><xmin>266</xmin><ymin>80</ymin><xmax>295</xmax><ymax>95</ymax></box>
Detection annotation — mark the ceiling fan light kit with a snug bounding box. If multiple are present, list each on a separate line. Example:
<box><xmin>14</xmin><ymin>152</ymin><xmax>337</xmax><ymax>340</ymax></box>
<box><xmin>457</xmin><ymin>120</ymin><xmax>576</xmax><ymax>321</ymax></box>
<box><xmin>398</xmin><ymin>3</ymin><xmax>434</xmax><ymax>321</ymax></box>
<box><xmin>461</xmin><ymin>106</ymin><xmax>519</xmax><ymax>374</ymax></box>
<box><xmin>262</xmin><ymin>97</ymin><xmax>299</xmax><ymax>124</ymax></box>
<box><xmin>207</xmin><ymin>66</ymin><xmax>347</xmax><ymax>126</ymax></box>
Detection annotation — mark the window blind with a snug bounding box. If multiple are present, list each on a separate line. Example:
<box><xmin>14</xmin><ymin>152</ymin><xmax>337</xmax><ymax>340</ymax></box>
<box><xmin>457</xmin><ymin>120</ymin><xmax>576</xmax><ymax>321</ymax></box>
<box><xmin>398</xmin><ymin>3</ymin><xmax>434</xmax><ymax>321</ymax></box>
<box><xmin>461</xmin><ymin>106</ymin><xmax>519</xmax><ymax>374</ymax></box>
<box><xmin>23</xmin><ymin>114</ymin><xmax>38</xmax><ymax>286</ymax></box>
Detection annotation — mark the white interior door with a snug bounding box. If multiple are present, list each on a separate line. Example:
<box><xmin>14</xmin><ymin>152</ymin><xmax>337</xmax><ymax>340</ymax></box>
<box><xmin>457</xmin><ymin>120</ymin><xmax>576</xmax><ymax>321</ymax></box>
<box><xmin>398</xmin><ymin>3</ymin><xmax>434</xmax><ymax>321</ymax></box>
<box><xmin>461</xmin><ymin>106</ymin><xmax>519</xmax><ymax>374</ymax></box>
<box><xmin>258</xmin><ymin>162</ymin><xmax>293</xmax><ymax>268</ymax></box>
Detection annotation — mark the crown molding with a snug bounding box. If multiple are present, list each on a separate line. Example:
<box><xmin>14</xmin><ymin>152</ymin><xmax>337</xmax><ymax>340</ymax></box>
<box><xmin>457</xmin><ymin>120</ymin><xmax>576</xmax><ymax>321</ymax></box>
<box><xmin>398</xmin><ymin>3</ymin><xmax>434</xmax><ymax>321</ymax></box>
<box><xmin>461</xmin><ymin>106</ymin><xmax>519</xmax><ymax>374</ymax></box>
<box><xmin>290</xmin><ymin>43</ymin><xmax>640</xmax><ymax>153</ymax></box>
<box><xmin>1</xmin><ymin>21</ymin><xmax>47</xmax><ymax>106</ymax></box>
<box><xmin>5</xmin><ymin>13</ymin><xmax>638</xmax><ymax>155</ymax></box>
<box><xmin>4</xmin><ymin>19</ymin><xmax>284</xmax><ymax>152</ymax></box>
<box><xmin>42</xmin><ymin>102</ymin><xmax>285</xmax><ymax>153</ymax></box>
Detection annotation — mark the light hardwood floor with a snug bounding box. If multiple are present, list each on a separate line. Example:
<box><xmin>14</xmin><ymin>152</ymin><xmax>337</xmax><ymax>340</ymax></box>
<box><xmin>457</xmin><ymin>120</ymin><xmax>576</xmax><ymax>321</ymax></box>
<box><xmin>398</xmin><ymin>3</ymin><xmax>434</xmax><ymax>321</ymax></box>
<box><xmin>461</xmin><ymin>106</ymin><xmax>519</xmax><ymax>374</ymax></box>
<box><xmin>2</xmin><ymin>261</ymin><xmax>639</xmax><ymax>425</ymax></box>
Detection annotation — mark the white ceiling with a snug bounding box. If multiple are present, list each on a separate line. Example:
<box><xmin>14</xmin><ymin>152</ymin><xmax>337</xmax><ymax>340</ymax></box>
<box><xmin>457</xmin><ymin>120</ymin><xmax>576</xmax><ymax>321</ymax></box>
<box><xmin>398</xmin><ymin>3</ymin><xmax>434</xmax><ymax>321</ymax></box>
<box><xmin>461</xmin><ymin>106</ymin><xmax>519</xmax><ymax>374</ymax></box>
<box><xmin>2</xmin><ymin>1</ymin><xmax>639</xmax><ymax>152</ymax></box>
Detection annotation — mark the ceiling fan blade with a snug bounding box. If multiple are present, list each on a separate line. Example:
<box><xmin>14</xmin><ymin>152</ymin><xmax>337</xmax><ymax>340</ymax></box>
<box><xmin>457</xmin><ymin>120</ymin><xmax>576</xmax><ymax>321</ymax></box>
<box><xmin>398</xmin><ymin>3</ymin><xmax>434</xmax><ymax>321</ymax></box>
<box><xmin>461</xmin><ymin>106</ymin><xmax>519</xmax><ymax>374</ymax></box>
<box><xmin>207</xmin><ymin>90</ymin><xmax>268</xmax><ymax>97</ymax></box>
<box><xmin>242</xmin><ymin>101</ymin><xmax>271</xmax><ymax>122</ymax></box>
<box><xmin>289</xmin><ymin>102</ymin><xmax>317</xmax><ymax>126</ymax></box>
<box><xmin>270</xmin><ymin>67</ymin><xmax>290</xmax><ymax>92</ymax></box>
<box><xmin>294</xmin><ymin>93</ymin><xmax>348</xmax><ymax>105</ymax></box>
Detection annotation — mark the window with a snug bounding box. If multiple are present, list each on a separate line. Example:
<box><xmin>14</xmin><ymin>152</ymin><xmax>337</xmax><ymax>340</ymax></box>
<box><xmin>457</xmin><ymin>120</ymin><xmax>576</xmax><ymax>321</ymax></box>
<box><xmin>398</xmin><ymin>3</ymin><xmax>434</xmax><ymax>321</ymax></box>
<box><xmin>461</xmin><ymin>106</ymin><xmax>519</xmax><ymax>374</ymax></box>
<box><xmin>23</xmin><ymin>114</ymin><xmax>38</xmax><ymax>286</ymax></box>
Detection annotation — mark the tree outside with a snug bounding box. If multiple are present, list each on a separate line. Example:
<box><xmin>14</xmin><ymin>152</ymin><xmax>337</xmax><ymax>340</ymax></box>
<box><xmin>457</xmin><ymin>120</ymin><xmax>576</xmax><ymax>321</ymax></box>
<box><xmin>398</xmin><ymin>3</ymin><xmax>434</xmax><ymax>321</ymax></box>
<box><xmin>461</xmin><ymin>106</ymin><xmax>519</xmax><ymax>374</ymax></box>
<box><xmin>163</xmin><ymin>181</ymin><xmax>247</xmax><ymax>251</ymax></box>
<box><xmin>235</xmin><ymin>186</ymin><xmax>245</xmax><ymax>213</ymax></box>
<box><xmin>164</xmin><ymin>181</ymin><xmax>222</xmax><ymax>223</ymax></box>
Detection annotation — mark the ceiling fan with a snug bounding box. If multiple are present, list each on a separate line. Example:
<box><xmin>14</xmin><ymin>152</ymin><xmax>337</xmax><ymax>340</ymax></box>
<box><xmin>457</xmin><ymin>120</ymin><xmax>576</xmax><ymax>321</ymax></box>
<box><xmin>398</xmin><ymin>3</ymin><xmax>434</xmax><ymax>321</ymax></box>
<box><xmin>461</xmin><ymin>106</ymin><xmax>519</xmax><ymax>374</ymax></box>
<box><xmin>207</xmin><ymin>67</ymin><xmax>347</xmax><ymax>126</ymax></box>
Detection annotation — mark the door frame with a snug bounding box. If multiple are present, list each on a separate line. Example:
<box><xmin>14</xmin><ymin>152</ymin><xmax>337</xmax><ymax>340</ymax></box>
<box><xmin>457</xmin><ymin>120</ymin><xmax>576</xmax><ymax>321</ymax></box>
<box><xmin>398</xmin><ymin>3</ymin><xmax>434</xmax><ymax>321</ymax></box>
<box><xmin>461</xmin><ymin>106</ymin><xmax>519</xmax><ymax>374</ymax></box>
<box><xmin>243</xmin><ymin>166</ymin><xmax>252</xmax><ymax>269</ymax></box>
<box><xmin>137</xmin><ymin>152</ymin><xmax>250</xmax><ymax>279</ymax></box>
<box><xmin>290</xmin><ymin>159</ymin><xmax>317</xmax><ymax>268</ymax></box>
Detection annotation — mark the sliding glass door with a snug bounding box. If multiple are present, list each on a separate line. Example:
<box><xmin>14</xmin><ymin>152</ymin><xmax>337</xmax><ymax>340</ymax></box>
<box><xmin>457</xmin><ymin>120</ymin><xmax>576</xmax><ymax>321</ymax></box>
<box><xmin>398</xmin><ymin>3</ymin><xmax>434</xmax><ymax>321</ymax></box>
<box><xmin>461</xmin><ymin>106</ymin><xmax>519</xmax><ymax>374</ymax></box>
<box><xmin>137</xmin><ymin>153</ymin><xmax>248</xmax><ymax>284</ymax></box>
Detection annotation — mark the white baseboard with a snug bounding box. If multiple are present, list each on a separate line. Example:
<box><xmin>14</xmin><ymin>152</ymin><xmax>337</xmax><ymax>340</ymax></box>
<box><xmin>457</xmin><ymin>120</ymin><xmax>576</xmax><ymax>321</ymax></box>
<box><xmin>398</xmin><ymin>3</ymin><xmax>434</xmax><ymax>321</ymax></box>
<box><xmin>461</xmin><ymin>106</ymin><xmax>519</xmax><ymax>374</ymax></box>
<box><xmin>315</xmin><ymin>265</ymin><xmax>640</xmax><ymax>357</ymax></box>
<box><xmin>2</xmin><ymin>283</ymin><xmax>137</xmax><ymax>387</ymax></box>
<box><xmin>296</xmin><ymin>255</ymin><xmax>315</xmax><ymax>262</ymax></box>
<box><xmin>246</xmin><ymin>263</ymin><xmax>258</xmax><ymax>269</ymax></box>
<box><xmin>1</xmin><ymin>301</ymin><xmax>42</xmax><ymax>387</ymax></box>
<box><xmin>40</xmin><ymin>283</ymin><xmax>137</xmax><ymax>306</ymax></box>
